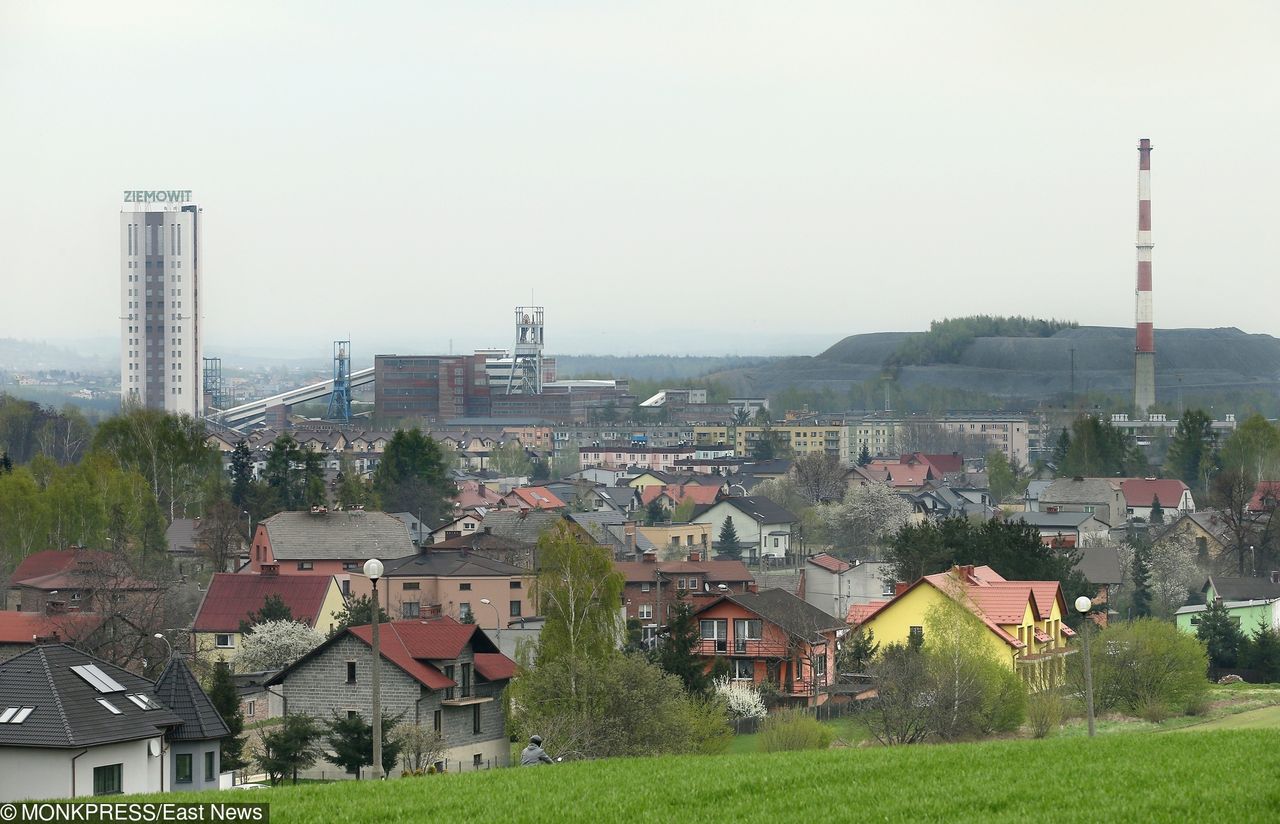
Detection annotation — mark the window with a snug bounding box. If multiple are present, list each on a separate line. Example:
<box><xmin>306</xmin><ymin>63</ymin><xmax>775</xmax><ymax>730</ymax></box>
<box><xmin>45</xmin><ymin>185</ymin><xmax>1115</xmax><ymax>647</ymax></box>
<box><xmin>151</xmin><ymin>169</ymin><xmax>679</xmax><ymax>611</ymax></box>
<box><xmin>700</xmin><ymin>619</ymin><xmax>728</xmax><ymax>653</ymax></box>
<box><xmin>433</xmin><ymin>710</ymin><xmax>442</xmax><ymax>732</ymax></box>
<box><xmin>814</xmin><ymin>651</ymin><xmax>827</xmax><ymax>681</ymax></box>
<box><xmin>205</xmin><ymin>750</ymin><xmax>216</xmax><ymax>782</ymax></box>
<box><xmin>126</xmin><ymin>693</ymin><xmax>162</xmax><ymax>710</ymax></box>
<box><xmin>773</xmin><ymin>538</ymin><xmax>780</xmax><ymax>548</ymax></box>
<box><xmin>688</xmin><ymin>577</ymin><xmax>698</xmax><ymax>590</ymax></box>
<box><xmin>297</xmin><ymin>562</ymin><xmax>313</xmax><ymax>570</ymax></box>
<box><xmin>176</xmin><ymin>753</ymin><xmax>193</xmax><ymax>784</ymax></box>
<box><xmin>402</xmin><ymin>602</ymin><xmax>420</xmax><ymax>618</ymax></box>
<box><xmin>640</xmin><ymin>582</ymin><xmax>651</xmax><ymax>593</ymax></box>
<box><xmin>342</xmin><ymin>562</ymin><xmax>360</xmax><ymax>571</ymax></box>
<box><xmin>732</xmin><ymin>659</ymin><xmax>753</xmax><ymax>680</ymax></box>
<box><xmin>733</xmin><ymin>618</ymin><xmax>763</xmax><ymax>648</ymax></box>
<box><xmin>459</xmin><ymin>603</ymin><xmax>471</xmax><ymax>621</ymax></box>
<box><xmin>403</xmin><ymin>581</ymin><xmax>420</xmax><ymax>591</ymax></box>
<box><xmin>909</xmin><ymin>626</ymin><xmax>924</xmax><ymax>645</ymax></box>
<box><xmin>510</xmin><ymin>580</ymin><xmax>522</xmax><ymax>589</ymax></box>
<box><xmin>472</xmin><ymin>704</ymin><xmax>481</xmax><ymax>735</ymax></box>
<box><xmin>346</xmin><ymin>661</ymin><xmax>357</xmax><ymax>683</ymax></box>
<box><xmin>444</xmin><ymin>665</ymin><xmax>456</xmax><ymax>699</ymax></box>
<box><xmin>215</xmin><ymin>634</ymin><xmax>233</xmax><ymax>649</ymax></box>
<box><xmin>93</xmin><ymin>764</ymin><xmax>122</xmax><ymax>796</ymax></box>
<box><xmin>0</xmin><ymin>707</ymin><xmax>35</xmax><ymax>724</ymax></box>
<box><xmin>510</xmin><ymin>600</ymin><xmax>522</xmax><ymax>617</ymax></box>
<box><xmin>245</xmin><ymin>700</ymin><xmax>256</xmax><ymax>718</ymax></box>
<box><xmin>638</xmin><ymin>604</ymin><xmax>653</xmax><ymax>620</ymax></box>
<box><xmin>461</xmin><ymin>663</ymin><xmax>472</xmax><ymax>697</ymax></box>
<box><xmin>459</xmin><ymin>583</ymin><xmax>472</xmax><ymax>591</ymax></box>
<box><xmin>97</xmin><ymin>698</ymin><xmax>121</xmax><ymax>715</ymax></box>
<box><xmin>677</xmin><ymin>578</ymin><xmax>687</xmax><ymax>590</ymax></box>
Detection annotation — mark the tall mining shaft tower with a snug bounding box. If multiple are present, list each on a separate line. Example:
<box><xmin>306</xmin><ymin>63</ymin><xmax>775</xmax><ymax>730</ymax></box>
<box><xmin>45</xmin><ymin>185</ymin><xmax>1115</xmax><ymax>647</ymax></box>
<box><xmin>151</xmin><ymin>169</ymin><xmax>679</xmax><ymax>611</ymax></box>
<box><xmin>1134</xmin><ymin>138</ymin><xmax>1156</xmax><ymax>414</ymax></box>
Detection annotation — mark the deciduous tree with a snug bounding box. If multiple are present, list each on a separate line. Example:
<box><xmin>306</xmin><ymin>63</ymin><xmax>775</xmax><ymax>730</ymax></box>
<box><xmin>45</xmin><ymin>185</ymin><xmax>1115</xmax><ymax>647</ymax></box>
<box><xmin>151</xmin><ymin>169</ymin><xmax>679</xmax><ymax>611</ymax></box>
<box><xmin>233</xmin><ymin>620</ymin><xmax>322</xmax><ymax>672</ymax></box>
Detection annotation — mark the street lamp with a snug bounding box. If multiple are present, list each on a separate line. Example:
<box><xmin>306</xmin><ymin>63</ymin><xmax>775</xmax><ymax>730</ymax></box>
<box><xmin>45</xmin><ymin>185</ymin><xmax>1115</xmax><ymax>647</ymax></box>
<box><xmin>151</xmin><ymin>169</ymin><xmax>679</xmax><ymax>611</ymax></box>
<box><xmin>478</xmin><ymin>598</ymin><xmax>501</xmax><ymax>648</ymax></box>
<box><xmin>363</xmin><ymin>557</ymin><xmax>385</xmax><ymax>780</ymax></box>
<box><xmin>1074</xmin><ymin>595</ymin><xmax>1095</xmax><ymax>738</ymax></box>
<box><xmin>153</xmin><ymin>632</ymin><xmax>174</xmax><ymax>663</ymax></box>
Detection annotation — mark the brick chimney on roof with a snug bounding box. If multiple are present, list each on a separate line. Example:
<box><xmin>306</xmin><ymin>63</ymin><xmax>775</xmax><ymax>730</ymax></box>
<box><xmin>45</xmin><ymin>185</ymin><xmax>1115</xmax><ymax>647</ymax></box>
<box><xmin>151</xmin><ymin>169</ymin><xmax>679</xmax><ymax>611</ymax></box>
<box><xmin>641</xmin><ymin>550</ymin><xmax>657</xmax><ymax>564</ymax></box>
<box><xmin>687</xmin><ymin>549</ymin><xmax>701</xmax><ymax>563</ymax></box>
<box><xmin>894</xmin><ymin>582</ymin><xmax>909</xmax><ymax>597</ymax></box>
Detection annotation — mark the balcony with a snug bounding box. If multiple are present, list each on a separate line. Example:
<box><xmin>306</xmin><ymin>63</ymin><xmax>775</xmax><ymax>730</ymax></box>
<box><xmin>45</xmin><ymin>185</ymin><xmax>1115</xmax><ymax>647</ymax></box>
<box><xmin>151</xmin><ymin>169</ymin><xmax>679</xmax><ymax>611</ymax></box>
<box><xmin>696</xmin><ymin>638</ymin><xmax>789</xmax><ymax>658</ymax></box>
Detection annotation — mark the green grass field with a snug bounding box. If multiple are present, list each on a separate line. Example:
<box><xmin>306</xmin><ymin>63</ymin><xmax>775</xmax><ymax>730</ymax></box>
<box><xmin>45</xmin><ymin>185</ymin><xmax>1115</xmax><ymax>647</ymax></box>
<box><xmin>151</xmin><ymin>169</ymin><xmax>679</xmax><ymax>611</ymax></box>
<box><xmin>1175</xmin><ymin>704</ymin><xmax>1280</xmax><ymax>731</ymax></box>
<box><xmin>141</xmin><ymin>730</ymin><xmax>1279</xmax><ymax>823</ymax></box>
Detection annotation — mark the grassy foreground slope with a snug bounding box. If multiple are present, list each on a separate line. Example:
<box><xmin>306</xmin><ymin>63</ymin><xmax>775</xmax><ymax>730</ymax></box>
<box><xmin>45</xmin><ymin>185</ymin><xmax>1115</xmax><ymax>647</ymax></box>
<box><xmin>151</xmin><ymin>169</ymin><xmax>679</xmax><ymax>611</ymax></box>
<box><xmin>151</xmin><ymin>731</ymin><xmax>1278</xmax><ymax>823</ymax></box>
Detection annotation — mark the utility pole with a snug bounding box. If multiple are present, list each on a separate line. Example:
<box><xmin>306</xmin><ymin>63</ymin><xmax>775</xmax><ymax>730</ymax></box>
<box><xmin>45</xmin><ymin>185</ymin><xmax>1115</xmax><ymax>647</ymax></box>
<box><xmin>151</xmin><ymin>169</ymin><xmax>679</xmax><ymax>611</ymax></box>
<box><xmin>1069</xmin><ymin>346</ymin><xmax>1076</xmax><ymax>406</ymax></box>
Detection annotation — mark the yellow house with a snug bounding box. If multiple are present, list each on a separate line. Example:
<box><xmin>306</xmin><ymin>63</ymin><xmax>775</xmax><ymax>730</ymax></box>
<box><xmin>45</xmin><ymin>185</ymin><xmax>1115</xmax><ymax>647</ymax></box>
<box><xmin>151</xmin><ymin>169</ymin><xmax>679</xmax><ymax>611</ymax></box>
<box><xmin>637</xmin><ymin>522</ymin><xmax>714</xmax><ymax>556</ymax></box>
<box><xmin>693</xmin><ymin>424</ymin><xmax>851</xmax><ymax>464</ymax></box>
<box><xmin>628</xmin><ymin>471</ymin><xmax>673</xmax><ymax>489</ymax></box>
<box><xmin>856</xmin><ymin>565</ymin><xmax>1073</xmax><ymax>684</ymax></box>
<box><xmin>192</xmin><ymin>571</ymin><xmax>347</xmax><ymax>670</ymax></box>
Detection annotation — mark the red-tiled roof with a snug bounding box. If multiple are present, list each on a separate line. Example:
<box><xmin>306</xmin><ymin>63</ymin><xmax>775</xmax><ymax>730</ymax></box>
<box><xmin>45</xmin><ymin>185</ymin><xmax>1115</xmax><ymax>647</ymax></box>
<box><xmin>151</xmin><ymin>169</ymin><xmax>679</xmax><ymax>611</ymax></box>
<box><xmin>1120</xmin><ymin>478</ymin><xmax>1190</xmax><ymax>509</ymax></box>
<box><xmin>1034</xmin><ymin>629</ymin><xmax>1052</xmax><ymax>643</ymax></box>
<box><xmin>1247</xmin><ymin>481</ymin><xmax>1280</xmax><ymax>513</ymax></box>
<box><xmin>347</xmin><ymin>623</ymin><xmax>455</xmax><ymax>690</ymax></box>
<box><xmin>509</xmin><ymin>487</ymin><xmax>566</xmax><ymax>510</ymax></box>
<box><xmin>194</xmin><ymin>573</ymin><xmax>336</xmax><ymax>632</ymax></box>
<box><xmin>808</xmin><ymin>554</ymin><xmax>853</xmax><ymax>574</ymax></box>
<box><xmin>962</xmin><ymin>584</ymin><xmax>1035</xmax><ymax>625</ymax></box>
<box><xmin>1060</xmin><ymin>625</ymin><xmax>1077</xmax><ymax>637</ymax></box>
<box><xmin>918</xmin><ymin>453</ymin><xmax>964</xmax><ymax>474</ymax></box>
<box><xmin>859</xmin><ymin>571</ymin><xmax>1026</xmax><ymax>649</ymax></box>
<box><xmin>615</xmin><ymin>560</ymin><xmax>754</xmax><ymax>584</ymax></box>
<box><xmin>474</xmin><ymin>653</ymin><xmax>517</xmax><ymax>681</ymax></box>
<box><xmin>846</xmin><ymin>601</ymin><xmax>887</xmax><ymax>626</ymax></box>
<box><xmin>0</xmin><ymin>611</ymin><xmax>103</xmax><ymax>644</ymax></box>
<box><xmin>10</xmin><ymin>549</ymin><xmax>110</xmax><ymax>585</ymax></box>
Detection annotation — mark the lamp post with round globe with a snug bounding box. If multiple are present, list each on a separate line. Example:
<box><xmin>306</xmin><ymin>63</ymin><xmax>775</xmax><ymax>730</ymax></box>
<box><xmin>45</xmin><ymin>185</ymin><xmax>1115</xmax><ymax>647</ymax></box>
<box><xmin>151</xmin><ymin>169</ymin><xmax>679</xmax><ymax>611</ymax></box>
<box><xmin>478</xmin><ymin>598</ymin><xmax>501</xmax><ymax>648</ymax></box>
<box><xmin>1074</xmin><ymin>595</ymin><xmax>1095</xmax><ymax>738</ymax></box>
<box><xmin>364</xmin><ymin>557</ymin><xmax>385</xmax><ymax>778</ymax></box>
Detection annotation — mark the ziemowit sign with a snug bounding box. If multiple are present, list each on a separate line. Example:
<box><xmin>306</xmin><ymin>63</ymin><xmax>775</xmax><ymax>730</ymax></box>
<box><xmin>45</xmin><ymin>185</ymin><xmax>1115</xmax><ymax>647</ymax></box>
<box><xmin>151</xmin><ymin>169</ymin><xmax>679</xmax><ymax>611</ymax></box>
<box><xmin>123</xmin><ymin>189</ymin><xmax>194</xmax><ymax>203</ymax></box>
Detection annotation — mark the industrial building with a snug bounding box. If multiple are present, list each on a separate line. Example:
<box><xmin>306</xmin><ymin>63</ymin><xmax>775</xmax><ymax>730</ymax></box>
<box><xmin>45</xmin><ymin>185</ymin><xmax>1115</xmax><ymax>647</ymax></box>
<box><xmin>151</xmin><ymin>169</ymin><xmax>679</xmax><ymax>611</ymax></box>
<box><xmin>119</xmin><ymin>190</ymin><xmax>202</xmax><ymax>416</ymax></box>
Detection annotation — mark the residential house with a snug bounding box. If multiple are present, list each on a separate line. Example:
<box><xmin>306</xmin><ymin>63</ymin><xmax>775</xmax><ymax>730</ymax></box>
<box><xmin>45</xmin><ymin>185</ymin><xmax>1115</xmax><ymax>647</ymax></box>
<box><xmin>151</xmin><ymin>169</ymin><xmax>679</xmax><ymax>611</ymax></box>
<box><xmin>4</xmin><ymin>550</ymin><xmax>159</xmax><ymax>617</ymax></box>
<box><xmin>802</xmin><ymin>554</ymin><xmax>894</xmax><ymax>619</ymax></box>
<box><xmin>266</xmin><ymin>618</ymin><xmax>516</xmax><ymax>775</ymax></box>
<box><xmin>0</xmin><ymin>646</ymin><xmax>187</xmax><ymax>800</ymax></box>
<box><xmin>453</xmin><ymin>479</ymin><xmax>504</xmax><ymax>510</ymax></box>
<box><xmin>1011</xmin><ymin>511</ymin><xmax>1108</xmax><ymax>547</ymax></box>
<box><xmin>691</xmin><ymin>589</ymin><xmax>844</xmax><ymax>707</ymax></box>
<box><xmin>1074</xmin><ymin>546</ymin><xmax>1124</xmax><ymax>624</ymax></box>
<box><xmin>234</xmin><ymin>670</ymin><xmax>285</xmax><ymax>726</ymax></box>
<box><xmin>1022</xmin><ymin>479</ymin><xmax>1053</xmax><ymax>512</ymax></box>
<box><xmin>191</xmin><ymin>571</ymin><xmax>346</xmax><ymax>669</ymax></box>
<box><xmin>390</xmin><ymin>512</ymin><xmax>429</xmax><ymax>546</ymax></box>
<box><xmin>691</xmin><ymin>496</ymin><xmax>799</xmax><ymax>561</ymax></box>
<box><xmin>499</xmin><ymin>486</ymin><xmax>567</xmax><ymax>511</ymax></box>
<box><xmin>564</xmin><ymin>467</ymin><xmax>631</xmax><ymax>486</ymax></box>
<box><xmin>615</xmin><ymin>552</ymin><xmax>754</xmax><ymax>646</ymax></box>
<box><xmin>565</xmin><ymin>512</ymin><xmax>654</xmax><ymax>559</ymax></box>
<box><xmin>639</xmin><ymin>483</ymin><xmax>722</xmax><ymax>515</ymax></box>
<box><xmin>867</xmin><ymin>456</ymin><xmax>938</xmax><ymax>491</ymax></box>
<box><xmin>855</xmin><ymin>565</ymin><xmax>1074</xmax><ymax>684</ymax></box>
<box><xmin>1038</xmin><ymin>477</ymin><xmax>1129</xmax><ymax>528</ymax></box>
<box><xmin>246</xmin><ymin>510</ymin><xmax>416</xmax><ymax>589</ymax></box>
<box><xmin>579</xmin><ymin>445</ymin><xmax>697</xmax><ymax>472</ymax></box>
<box><xmin>0</xmin><ymin>612</ymin><xmax>106</xmax><ymax>663</ymax></box>
<box><xmin>1175</xmin><ymin>575</ymin><xmax>1280</xmax><ymax>636</ymax></box>
<box><xmin>1247</xmin><ymin>481</ymin><xmax>1280</xmax><ymax>514</ymax></box>
<box><xmin>429</xmin><ymin>513</ymin><xmax>485</xmax><ymax>543</ymax></box>
<box><xmin>1154</xmin><ymin>510</ymin><xmax>1233</xmax><ymax>564</ymax></box>
<box><xmin>152</xmin><ymin>657</ymin><xmax>232</xmax><ymax>792</ymax></box>
<box><xmin>347</xmin><ymin>549</ymin><xmax>535</xmax><ymax>628</ymax></box>
<box><xmin>636</xmin><ymin>522</ymin><xmax>715</xmax><ymax>556</ymax></box>
<box><xmin>1120</xmin><ymin>478</ymin><xmax>1195</xmax><ymax>520</ymax></box>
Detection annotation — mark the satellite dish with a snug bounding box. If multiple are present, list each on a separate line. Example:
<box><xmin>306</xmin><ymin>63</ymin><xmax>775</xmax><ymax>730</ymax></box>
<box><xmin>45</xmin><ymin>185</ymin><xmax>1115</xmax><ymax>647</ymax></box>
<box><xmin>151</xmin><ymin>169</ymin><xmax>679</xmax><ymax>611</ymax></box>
<box><xmin>148</xmin><ymin>739</ymin><xmax>162</xmax><ymax>757</ymax></box>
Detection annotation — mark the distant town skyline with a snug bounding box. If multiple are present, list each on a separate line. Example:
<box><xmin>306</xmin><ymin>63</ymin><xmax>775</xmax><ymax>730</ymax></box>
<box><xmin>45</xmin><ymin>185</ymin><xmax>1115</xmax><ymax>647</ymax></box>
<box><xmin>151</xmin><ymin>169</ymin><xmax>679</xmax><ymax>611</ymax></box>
<box><xmin>4</xmin><ymin>2</ymin><xmax>1280</xmax><ymax>355</ymax></box>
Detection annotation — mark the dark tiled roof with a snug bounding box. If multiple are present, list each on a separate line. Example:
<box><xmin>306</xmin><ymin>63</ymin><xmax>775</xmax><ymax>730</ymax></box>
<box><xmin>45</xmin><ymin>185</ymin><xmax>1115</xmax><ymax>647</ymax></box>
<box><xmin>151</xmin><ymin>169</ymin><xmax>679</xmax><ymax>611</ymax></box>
<box><xmin>166</xmin><ymin>518</ymin><xmax>199</xmax><ymax>553</ymax></box>
<box><xmin>695</xmin><ymin>496</ymin><xmax>797</xmax><ymax>525</ymax></box>
<box><xmin>1075</xmin><ymin>546</ymin><xmax>1124</xmax><ymax>585</ymax></box>
<box><xmin>382</xmin><ymin>550</ymin><xmax>529</xmax><ymax>577</ymax></box>
<box><xmin>698</xmin><ymin>588</ymin><xmax>843</xmax><ymax>642</ymax></box>
<box><xmin>154</xmin><ymin>657</ymin><xmax>230</xmax><ymax>742</ymax></box>
<box><xmin>481</xmin><ymin>510</ymin><xmax>565</xmax><ymax>545</ymax></box>
<box><xmin>263</xmin><ymin>510</ymin><xmax>414</xmax><ymax>561</ymax></box>
<box><xmin>614</xmin><ymin>559</ymin><xmax>753</xmax><ymax>584</ymax></box>
<box><xmin>1207</xmin><ymin>576</ymin><xmax>1280</xmax><ymax>601</ymax></box>
<box><xmin>194</xmin><ymin>574</ymin><xmax>337</xmax><ymax>632</ymax></box>
<box><xmin>0</xmin><ymin>645</ymin><xmax>182</xmax><ymax>748</ymax></box>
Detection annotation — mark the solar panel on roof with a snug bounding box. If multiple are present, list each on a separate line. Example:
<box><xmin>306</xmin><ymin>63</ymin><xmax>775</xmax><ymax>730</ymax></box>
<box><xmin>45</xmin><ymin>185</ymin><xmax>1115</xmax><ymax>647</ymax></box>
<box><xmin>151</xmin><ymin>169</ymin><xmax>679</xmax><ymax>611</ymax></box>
<box><xmin>71</xmin><ymin>664</ymin><xmax>126</xmax><ymax>693</ymax></box>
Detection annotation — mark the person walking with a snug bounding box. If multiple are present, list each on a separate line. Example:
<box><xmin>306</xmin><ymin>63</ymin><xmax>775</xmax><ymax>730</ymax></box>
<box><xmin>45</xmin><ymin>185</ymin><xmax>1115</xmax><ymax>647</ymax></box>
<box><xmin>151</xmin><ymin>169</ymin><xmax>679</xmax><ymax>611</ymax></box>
<box><xmin>520</xmin><ymin>735</ymin><xmax>554</xmax><ymax>766</ymax></box>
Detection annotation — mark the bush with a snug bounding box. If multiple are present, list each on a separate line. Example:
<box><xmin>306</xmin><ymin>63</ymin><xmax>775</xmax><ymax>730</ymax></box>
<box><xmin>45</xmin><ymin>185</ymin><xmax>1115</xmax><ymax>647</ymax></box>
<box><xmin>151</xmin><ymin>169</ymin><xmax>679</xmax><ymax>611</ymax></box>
<box><xmin>1073</xmin><ymin>619</ymin><xmax>1209</xmax><ymax>720</ymax></box>
<box><xmin>1026</xmin><ymin>690</ymin><xmax>1064</xmax><ymax>738</ymax></box>
<box><xmin>757</xmin><ymin>709</ymin><xmax>835</xmax><ymax>752</ymax></box>
<box><xmin>712</xmin><ymin>677</ymin><xmax>768</xmax><ymax>720</ymax></box>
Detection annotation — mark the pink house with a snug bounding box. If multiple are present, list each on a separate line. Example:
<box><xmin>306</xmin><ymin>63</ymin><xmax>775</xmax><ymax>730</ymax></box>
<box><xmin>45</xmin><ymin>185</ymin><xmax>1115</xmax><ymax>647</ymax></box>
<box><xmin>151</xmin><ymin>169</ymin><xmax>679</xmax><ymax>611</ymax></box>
<box><xmin>247</xmin><ymin>509</ymin><xmax>416</xmax><ymax>595</ymax></box>
<box><xmin>578</xmin><ymin>445</ymin><xmax>697</xmax><ymax>471</ymax></box>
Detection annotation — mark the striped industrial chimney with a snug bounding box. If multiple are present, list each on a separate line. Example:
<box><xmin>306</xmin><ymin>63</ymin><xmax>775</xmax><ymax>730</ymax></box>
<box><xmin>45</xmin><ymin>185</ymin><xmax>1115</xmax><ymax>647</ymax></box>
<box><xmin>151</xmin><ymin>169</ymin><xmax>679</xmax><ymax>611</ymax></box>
<box><xmin>1134</xmin><ymin>138</ymin><xmax>1156</xmax><ymax>414</ymax></box>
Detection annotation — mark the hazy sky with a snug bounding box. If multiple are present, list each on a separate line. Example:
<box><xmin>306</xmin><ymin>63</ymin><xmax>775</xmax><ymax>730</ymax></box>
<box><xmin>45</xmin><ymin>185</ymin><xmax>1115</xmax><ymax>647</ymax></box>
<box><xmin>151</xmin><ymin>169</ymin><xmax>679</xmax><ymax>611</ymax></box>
<box><xmin>3</xmin><ymin>2</ymin><xmax>1279</xmax><ymax>359</ymax></box>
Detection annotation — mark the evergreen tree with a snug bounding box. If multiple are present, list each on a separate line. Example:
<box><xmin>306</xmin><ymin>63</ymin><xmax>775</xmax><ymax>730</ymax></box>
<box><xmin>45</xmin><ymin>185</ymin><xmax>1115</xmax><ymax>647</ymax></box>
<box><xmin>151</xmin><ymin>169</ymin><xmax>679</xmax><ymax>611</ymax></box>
<box><xmin>257</xmin><ymin>713</ymin><xmax>323</xmax><ymax>785</ymax></box>
<box><xmin>1241</xmin><ymin>627</ymin><xmax>1280</xmax><ymax>682</ymax></box>
<box><xmin>1165</xmin><ymin>409</ymin><xmax>1216</xmax><ymax>490</ymax></box>
<box><xmin>240</xmin><ymin>593</ymin><xmax>294</xmax><ymax>633</ymax></box>
<box><xmin>263</xmin><ymin>435</ymin><xmax>304</xmax><ymax>511</ymax></box>
<box><xmin>1130</xmin><ymin>543</ymin><xmax>1153</xmax><ymax>618</ymax></box>
<box><xmin>1196</xmin><ymin>598</ymin><xmax>1244</xmax><ymax>669</ymax></box>
<box><xmin>229</xmin><ymin>441</ymin><xmax>253</xmax><ymax>508</ymax></box>
<box><xmin>646</xmin><ymin>499</ymin><xmax>666</xmax><ymax>526</ymax></box>
<box><xmin>328</xmin><ymin>594</ymin><xmax>390</xmax><ymax>635</ymax></box>
<box><xmin>372</xmin><ymin>428</ymin><xmax>454</xmax><ymax>526</ymax></box>
<box><xmin>654</xmin><ymin>600</ymin><xmax>711</xmax><ymax>695</ymax></box>
<box><xmin>1052</xmin><ymin>428</ymin><xmax>1070</xmax><ymax>468</ymax></box>
<box><xmin>1149</xmin><ymin>495</ymin><xmax>1165</xmax><ymax>525</ymax></box>
<box><xmin>857</xmin><ymin>444</ymin><xmax>872</xmax><ymax>467</ymax></box>
<box><xmin>207</xmin><ymin>664</ymin><xmax>247</xmax><ymax>771</ymax></box>
<box><xmin>837</xmin><ymin>627</ymin><xmax>879</xmax><ymax>674</ymax></box>
<box><xmin>717</xmin><ymin>516</ymin><xmax>742</xmax><ymax>560</ymax></box>
<box><xmin>325</xmin><ymin>711</ymin><xmax>402</xmax><ymax>778</ymax></box>
<box><xmin>0</xmin><ymin>452</ymin><xmax>12</xmax><ymax>474</ymax></box>
<box><xmin>302</xmin><ymin>450</ymin><xmax>326</xmax><ymax>507</ymax></box>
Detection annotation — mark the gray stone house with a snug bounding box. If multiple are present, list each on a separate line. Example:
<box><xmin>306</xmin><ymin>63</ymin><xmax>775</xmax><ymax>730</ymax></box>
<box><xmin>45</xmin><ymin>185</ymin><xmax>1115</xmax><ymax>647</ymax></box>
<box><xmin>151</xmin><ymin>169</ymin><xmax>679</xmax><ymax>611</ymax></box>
<box><xmin>267</xmin><ymin>617</ymin><xmax>515</xmax><ymax>776</ymax></box>
<box><xmin>1039</xmin><ymin>477</ymin><xmax>1129</xmax><ymax>528</ymax></box>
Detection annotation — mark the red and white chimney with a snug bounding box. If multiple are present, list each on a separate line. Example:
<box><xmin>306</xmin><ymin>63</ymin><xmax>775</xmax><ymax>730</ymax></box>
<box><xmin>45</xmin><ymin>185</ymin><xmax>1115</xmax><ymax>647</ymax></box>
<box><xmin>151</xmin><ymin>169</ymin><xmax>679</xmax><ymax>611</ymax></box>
<box><xmin>1134</xmin><ymin>138</ymin><xmax>1156</xmax><ymax>414</ymax></box>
